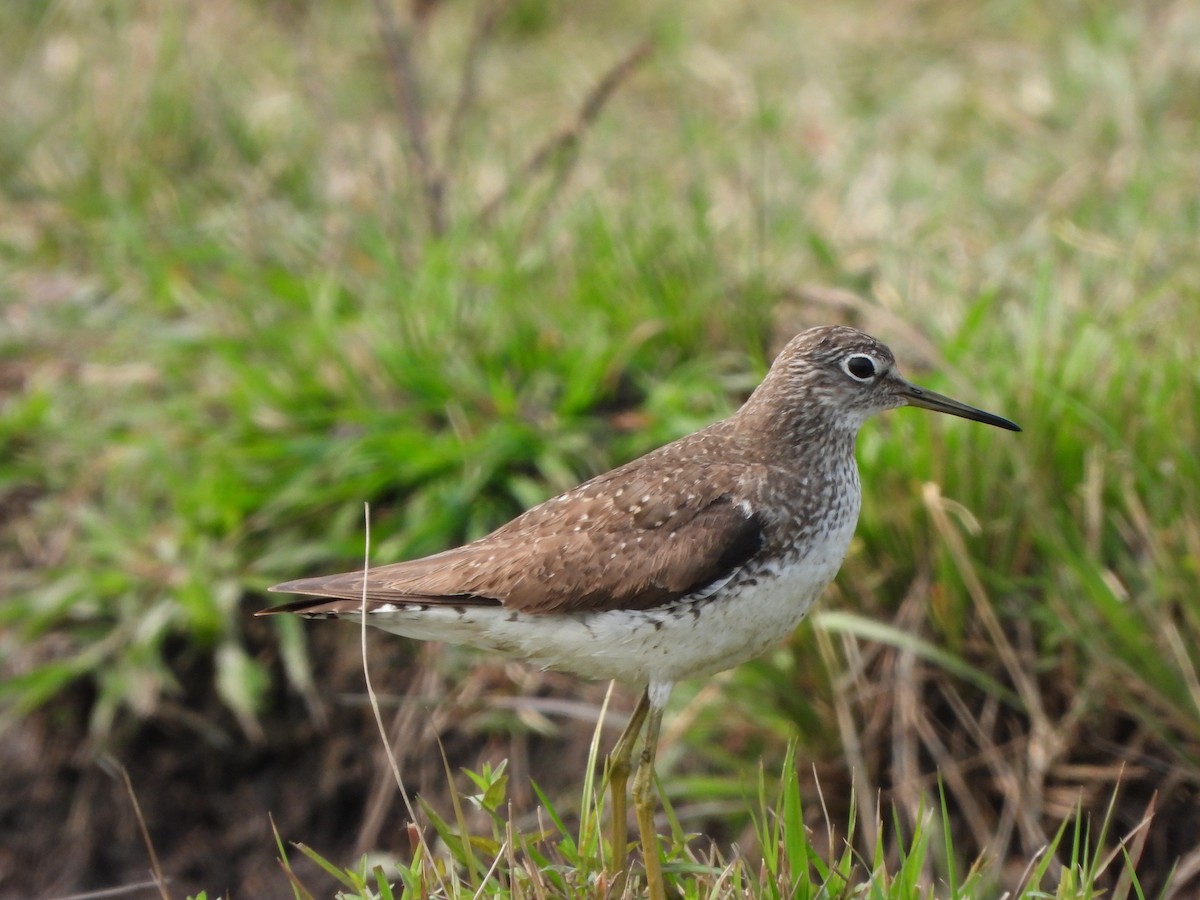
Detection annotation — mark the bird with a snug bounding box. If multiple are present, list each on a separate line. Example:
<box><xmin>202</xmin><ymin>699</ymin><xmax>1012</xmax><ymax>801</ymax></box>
<box><xmin>258</xmin><ymin>325</ymin><xmax>1020</xmax><ymax>899</ymax></box>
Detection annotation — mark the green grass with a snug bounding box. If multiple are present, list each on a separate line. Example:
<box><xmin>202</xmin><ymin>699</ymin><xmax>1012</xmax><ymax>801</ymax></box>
<box><xmin>264</xmin><ymin>737</ymin><xmax>1153</xmax><ymax>899</ymax></box>
<box><xmin>2</xmin><ymin>0</ymin><xmax>1198</xmax><ymax>895</ymax></box>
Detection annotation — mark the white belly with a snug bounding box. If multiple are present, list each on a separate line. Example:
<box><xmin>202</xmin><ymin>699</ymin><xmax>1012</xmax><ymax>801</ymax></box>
<box><xmin>353</xmin><ymin>509</ymin><xmax>859</xmax><ymax>685</ymax></box>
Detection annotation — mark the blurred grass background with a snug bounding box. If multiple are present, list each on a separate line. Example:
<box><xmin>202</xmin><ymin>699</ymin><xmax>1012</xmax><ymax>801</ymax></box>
<box><xmin>1</xmin><ymin>0</ymin><xmax>1198</xmax><ymax>896</ymax></box>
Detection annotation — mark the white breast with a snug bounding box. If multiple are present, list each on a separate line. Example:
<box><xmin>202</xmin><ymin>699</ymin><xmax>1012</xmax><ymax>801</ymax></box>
<box><xmin>355</xmin><ymin>492</ymin><xmax>861</xmax><ymax>686</ymax></box>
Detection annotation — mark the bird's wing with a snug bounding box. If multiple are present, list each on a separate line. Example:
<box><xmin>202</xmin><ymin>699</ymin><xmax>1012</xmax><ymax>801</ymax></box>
<box><xmin>259</xmin><ymin>459</ymin><xmax>764</xmax><ymax>617</ymax></box>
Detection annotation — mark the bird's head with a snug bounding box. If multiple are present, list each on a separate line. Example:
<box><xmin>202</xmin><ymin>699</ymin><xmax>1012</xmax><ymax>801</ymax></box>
<box><xmin>754</xmin><ymin>325</ymin><xmax>1021</xmax><ymax>434</ymax></box>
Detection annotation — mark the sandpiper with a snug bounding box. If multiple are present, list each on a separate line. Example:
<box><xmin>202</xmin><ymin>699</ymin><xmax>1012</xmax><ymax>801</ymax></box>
<box><xmin>260</xmin><ymin>325</ymin><xmax>1020</xmax><ymax>898</ymax></box>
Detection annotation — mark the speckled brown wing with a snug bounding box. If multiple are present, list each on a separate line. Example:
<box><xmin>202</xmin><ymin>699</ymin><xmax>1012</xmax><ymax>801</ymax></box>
<box><xmin>261</xmin><ymin>457</ymin><xmax>765</xmax><ymax>618</ymax></box>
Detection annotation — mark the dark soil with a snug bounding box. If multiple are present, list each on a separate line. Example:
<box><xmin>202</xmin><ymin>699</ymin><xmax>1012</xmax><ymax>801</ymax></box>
<box><xmin>0</xmin><ymin>618</ymin><xmax>621</xmax><ymax>899</ymax></box>
<box><xmin>2</xmin><ymin>603</ymin><xmax>1196</xmax><ymax>897</ymax></box>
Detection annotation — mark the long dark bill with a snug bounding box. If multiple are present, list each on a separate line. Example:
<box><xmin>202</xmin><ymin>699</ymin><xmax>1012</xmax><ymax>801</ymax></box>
<box><xmin>901</xmin><ymin>382</ymin><xmax>1021</xmax><ymax>432</ymax></box>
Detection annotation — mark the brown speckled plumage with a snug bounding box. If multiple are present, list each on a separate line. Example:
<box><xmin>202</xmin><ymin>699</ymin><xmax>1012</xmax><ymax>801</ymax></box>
<box><xmin>261</xmin><ymin>325</ymin><xmax>1019</xmax><ymax>687</ymax></box>
<box><xmin>260</xmin><ymin>325</ymin><xmax>1020</xmax><ymax>898</ymax></box>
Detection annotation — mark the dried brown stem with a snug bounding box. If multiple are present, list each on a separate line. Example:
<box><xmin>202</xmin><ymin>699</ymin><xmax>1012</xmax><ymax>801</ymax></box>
<box><xmin>371</xmin><ymin>0</ymin><xmax>447</xmax><ymax>236</ymax></box>
<box><xmin>353</xmin><ymin>653</ymin><xmax>444</xmax><ymax>856</ymax></box>
<box><xmin>114</xmin><ymin>760</ymin><xmax>172</xmax><ymax>900</ymax></box>
<box><xmin>477</xmin><ymin>38</ymin><xmax>655</xmax><ymax>227</ymax></box>
<box><xmin>443</xmin><ymin>0</ymin><xmax>510</xmax><ymax>178</ymax></box>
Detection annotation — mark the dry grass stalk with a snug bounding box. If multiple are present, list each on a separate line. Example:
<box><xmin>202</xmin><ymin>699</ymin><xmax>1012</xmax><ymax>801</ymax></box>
<box><xmin>476</xmin><ymin>38</ymin><xmax>655</xmax><ymax>230</ymax></box>
<box><xmin>370</xmin><ymin>0</ymin><xmax>446</xmax><ymax>235</ymax></box>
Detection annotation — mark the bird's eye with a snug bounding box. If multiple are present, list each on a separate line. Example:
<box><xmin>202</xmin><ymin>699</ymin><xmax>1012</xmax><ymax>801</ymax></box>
<box><xmin>843</xmin><ymin>354</ymin><xmax>877</xmax><ymax>381</ymax></box>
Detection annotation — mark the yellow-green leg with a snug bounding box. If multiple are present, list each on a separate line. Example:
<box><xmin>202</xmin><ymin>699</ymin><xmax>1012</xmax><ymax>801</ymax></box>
<box><xmin>604</xmin><ymin>688</ymin><xmax>650</xmax><ymax>891</ymax></box>
<box><xmin>631</xmin><ymin>698</ymin><xmax>667</xmax><ymax>900</ymax></box>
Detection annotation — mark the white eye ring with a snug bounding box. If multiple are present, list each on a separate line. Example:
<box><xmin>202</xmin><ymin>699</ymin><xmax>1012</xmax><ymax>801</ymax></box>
<box><xmin>842</xmin><ymin>354</ymin><xmax>878</xmax><ymax>382</ymax></box>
